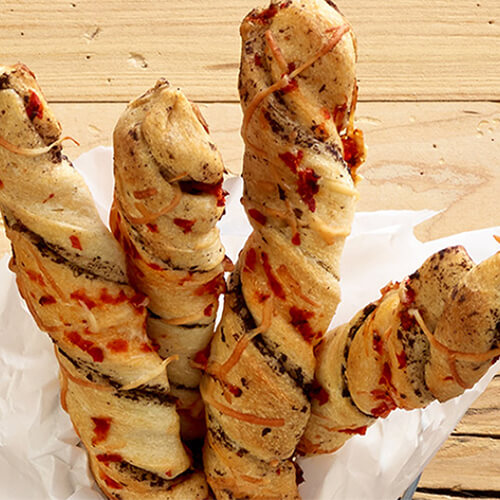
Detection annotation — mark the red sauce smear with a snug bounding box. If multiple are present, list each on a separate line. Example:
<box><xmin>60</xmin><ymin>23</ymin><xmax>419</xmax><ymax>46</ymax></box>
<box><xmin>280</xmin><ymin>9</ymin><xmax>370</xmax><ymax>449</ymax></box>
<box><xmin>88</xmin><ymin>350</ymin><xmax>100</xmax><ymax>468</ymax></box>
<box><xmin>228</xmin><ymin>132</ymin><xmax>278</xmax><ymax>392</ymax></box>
<box><xmin>256</xmin><ymin>291</ymin><xmax>270</xmax><ymax>303</ymax></box>
<box><xmin>39</xmin><ymin>295</ymin><xmax>56</xmax><ymax>306</ymax></box>
<box><xmin>130</xmin><ymin>292</ymin><xmax>148</xmax><ymax>310</ymax></box>
<box><xmin>261</xmin><ymin>252</ymin><xmax>286</xmax><ymax>300</ymax></box>
<box><xmin>321</xmin><ymin>107</ymin><xmax>332</xmax><ymax>120</ymax></box>
<box><xmin>26</xmin><ymin>270</ymin><xmax>45</xmax><ymax>287</ymax></box>
<box><xmin>193</xmin><ymin>344</ymin><xmax>211</xmax><ymax>371</ymax></box>
<box><xmin>0</xmin><ymin>180</ymin><xmax>3</xmax><ymax>189</ymax></box>
<box><xmin>165</xmin><ymin>470</ymin><xmax>173</xmax><ymax>478</ymax></box>
<box><xmin>174</xmin><ymin>218</ymin><xmax>195</xmax><ymax>233</ymax></box>
<box><xmin>402</xmin><ymin>283</ymin><xmax>416</xmax><ymax>306</ymax></box>
<box><xmin>279</xmin><ymin>150</ymin><xmax>304</xmax><ymax>174</ymax></box>
<box><xmin>133</xmin><ymin>187</ymin><xmax>157</xmax><ymax>200</ymax></box>
<box><xmin>396</xmin><ymin>350</ymin><xmax>408</xmax><ymax>369</ymax></box>
<box><xmin>195</xmin><ymin>273</ymin><xmax>226</xmax><ymax>297</ymax></box>
<box><xmin>248</xmin><ymin>208</ymin><xmax>267</xmax><ymax>225</ymax></box>
<box><xmin>70</xmin><ymin>289</ymin><xmax>97</xmax><ymax>309</ymax></box>
<box><xmin>227</xmin><ymin>384</ymin><xmax>243</xmax><ymax>397</ymax></box>
<box><xmin>204</xmin><ymin>303</ymin><xmax>214</xmax><ymax>317</ymax></box>
<box><xmin>281</xmin><ymin>78</ymin><xmax>299</xmax><ymax>94</ymax></box>
<box><xmin>341</xmin><ymin>129</ymin><xmax>365</xmax><ymax>174</ymax></box>
<box><xmin>370</xmin><ymin>363</ymin><xmax>398</xmax><ymax>418</ymax></box>
<box><xmin>70</xmin><ymin>235</ymin><xmax>83</xmax><ymax>251</ymax></box>
<box><xmin>310</xmin><ymin>379</ymin><xmax>329</xmax><ymax>406</ymax></box>
<box><xmin>254</xmin><ymin>53</ymin><xmax>263</xmax><ymax>67</ymax></box>
<box><xmin>146</xmin><ymin>223</ymin><xmax>159</xmax><ymax>233</ymax></box>
<box><xmin>91</xmin><ymin>417</ymin><xmax>111</xmax><ymax>445</ymax></box>
<box><xmin>297</xmin><ymin>168</ymin><xmax>320</xmax><ymax>212</ymax></box>
<box><xmin>106</xmin><ymin>339</ymin><xmax>129</xmax><ymax>353</ymax></box>
<box><xmin>379</xmin><ymin>362</ymin><xmax>392</xmax><ymax>386</ymax></box>
<box><xmin>141</xmin><ymin>342</ymin><xmax>159</xmax><ymax>353</ymax></box>
<box><xmin>291</xmin><ymin>232</ymin><xmax>301</xmax><ymax>246</ymax></box>
<box><xmin>42</xmin><ymin>193</ymin><xmax>55</xmax><ymax>204</ymax></box>
<box><xmin>248</xmin><ymin>3</ymin><xmax>278</xmax><ymax>23</ymax></box>
<box><xmin>370</xmin><ymin>400</ymin><xmax>397</xmax><ymax>419</ymax></box>
<box><xmin>178</xmin><ymin>272</ymin><xmax>193</xmax><ymax>285</ymax></box>
<box><xmin>399</xmin><ymin>309</ymin><xmax>416</xmax><ymax>330</ymax></box>
<box><xmin>147</xmin><ymin>262</ymin><xmax>164</xmax><ymax>271</ymax></box>
<box><xmin>244</xmin><ymin>248</ymin><xmax>257</xmax><ymax>272</ymax></box>
<box><xmin>66</xmin><ymin>331</ymin><xmax>104</xmax><ymax>362</ymax></box>
<box><xmin>101</xmin><ymin>473</ymin><xmax>122</xmax><ymax>490</ymax></box>
<box><xmin>179</xmin><ymin>179</ymin><xmax>227</xmax><ymax>207</ymax></box>
<box><xmin>338</xmin><ymin>425</ymin><xmax>368</xmax><ymax>435</ymax></box>
<box><xmin>443</xmin><ymin>376</ymin><xmax>454</xmax><ymax>382</ymax></box>
<box><xmin>100</xmin><ymin>288</ymin><xmax>128</xmax><ymax>305</ymax></box>
<box><xmin>289</xmin><ymin>306</ymin><xmax>316</xmax><ymax>343</ymax></box>
<box><xmin>373</xmin><ymin>333</ymin><xmax>383</xmax><ymax>355</ymax></box>
<box><xmin>26</xmin><ymin>90</ymin><xmax>43</xmax><ymax>121</ymax></box>
<box><xmin>96</xmin><ymin>453</ymin><xmax>123</xmax><ymax>465</ymax></box>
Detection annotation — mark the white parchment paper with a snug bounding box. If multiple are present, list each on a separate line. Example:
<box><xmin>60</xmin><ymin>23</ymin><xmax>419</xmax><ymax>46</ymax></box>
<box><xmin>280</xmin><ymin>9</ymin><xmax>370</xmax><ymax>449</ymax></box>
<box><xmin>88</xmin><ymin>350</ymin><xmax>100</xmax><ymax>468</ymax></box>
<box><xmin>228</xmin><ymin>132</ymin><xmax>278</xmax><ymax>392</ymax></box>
<box><xmin>0</xmin><ymin>147</ymin><xmax>498</xmax><ymax>500</ymax></box>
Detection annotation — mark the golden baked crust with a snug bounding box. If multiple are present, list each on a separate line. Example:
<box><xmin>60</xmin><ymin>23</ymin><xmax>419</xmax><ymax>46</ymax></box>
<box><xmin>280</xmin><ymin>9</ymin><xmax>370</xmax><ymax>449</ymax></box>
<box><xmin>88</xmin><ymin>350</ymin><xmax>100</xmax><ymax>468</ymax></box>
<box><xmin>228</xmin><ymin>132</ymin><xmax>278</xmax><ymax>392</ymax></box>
<box><xmin>200</xmin><ymin>1</ymin><xmax>363</xmax><ymax>498</ymax></box>
<box><xmin>0</xmin><ymin>64</ymin><xmax>208</xmax><ymax>499</ymax></box>
<box><xmin>110</xmin><ymin>80</ymin><xmax>228</xmax><ymax>442</ymax></box>
<box><xmin>301</xmin><ymin>246</ymin><xmax>500</xmax><ymax>456</ymax></box>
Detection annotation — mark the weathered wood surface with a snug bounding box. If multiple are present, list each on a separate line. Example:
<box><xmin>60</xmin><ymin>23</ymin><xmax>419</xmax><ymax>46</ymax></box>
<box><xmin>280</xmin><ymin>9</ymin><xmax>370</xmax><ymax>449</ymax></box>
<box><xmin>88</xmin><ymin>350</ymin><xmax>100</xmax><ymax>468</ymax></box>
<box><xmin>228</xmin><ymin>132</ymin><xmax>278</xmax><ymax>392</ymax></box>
<box><xmin>2</xmin><ymin>0</ymin><xmax>499</xmax><ymax>102</ymax></box>
<box><xmin>1</xmin><ymin>0</ymin><xmax>499</xmax><ymax>497</ymax></box>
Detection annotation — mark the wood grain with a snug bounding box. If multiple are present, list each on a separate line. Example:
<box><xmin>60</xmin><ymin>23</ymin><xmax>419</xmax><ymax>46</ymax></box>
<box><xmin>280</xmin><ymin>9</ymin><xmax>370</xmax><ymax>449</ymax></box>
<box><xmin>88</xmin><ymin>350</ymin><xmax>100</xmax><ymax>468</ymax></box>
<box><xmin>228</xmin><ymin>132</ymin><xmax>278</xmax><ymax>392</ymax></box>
<box><xmin>419</xmin><ymin>435</ymin><xmax>500</xmax><ymax>491</ymax></box>
<box><xmin>2</xmin><ymin>0</ymin><xmax>499</xmax><ymax>102</ymax></box>
<box><xmin>456</xmin><ymin>375</ymin><xmax>500</xmax><ymax>436</ymax></box>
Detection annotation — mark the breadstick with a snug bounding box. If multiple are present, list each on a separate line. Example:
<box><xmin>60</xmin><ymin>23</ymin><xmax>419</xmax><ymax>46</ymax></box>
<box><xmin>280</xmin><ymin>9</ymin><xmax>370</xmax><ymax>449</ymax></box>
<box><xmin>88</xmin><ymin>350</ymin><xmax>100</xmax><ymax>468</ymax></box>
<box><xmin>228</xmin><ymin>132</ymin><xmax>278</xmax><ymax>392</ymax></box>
<box><xmin>0</xmin><ymin>64</ymin><xmax>208</xmax><ymax>500</ymax></box>
<box><xmin>110</xmin><ymin>80</ymin><xmax>228</xmax><ymax>441</ymax></box>
<box><xmin>200</xmin><ymin>1</ymin><xmax>364</xmax><ymax>498</ymax></box>
<box><xmin>301</xmin><ymin>246</ymin><xmax>500</xmax><ymax>455</ymax></box>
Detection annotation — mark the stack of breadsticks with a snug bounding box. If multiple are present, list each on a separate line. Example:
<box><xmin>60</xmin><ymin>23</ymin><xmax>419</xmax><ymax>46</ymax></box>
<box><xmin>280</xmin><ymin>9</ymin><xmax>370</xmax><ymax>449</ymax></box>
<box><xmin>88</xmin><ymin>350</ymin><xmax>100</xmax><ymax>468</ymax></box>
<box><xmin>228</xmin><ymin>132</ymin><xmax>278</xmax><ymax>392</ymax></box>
<box><xmin>0</xmin><ymin>64</ymin><xmax>209</xmax><ymax>499</ymax></box>
<box><xmin>1</xmin><ymin>1</ymin><xmax>499</xmax><ymax>500</ymax></box>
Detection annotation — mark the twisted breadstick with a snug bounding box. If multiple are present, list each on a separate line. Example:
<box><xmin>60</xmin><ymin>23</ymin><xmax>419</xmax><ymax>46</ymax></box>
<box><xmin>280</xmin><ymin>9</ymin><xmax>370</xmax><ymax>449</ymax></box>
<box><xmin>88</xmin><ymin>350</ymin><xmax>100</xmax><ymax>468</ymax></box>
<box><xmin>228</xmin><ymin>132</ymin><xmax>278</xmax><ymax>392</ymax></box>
<box><xmin>300</xmin><ymin>246</ymin><xmax>500</xmax><ymax>455</ymax></box>
<box><xmin>201</xmin><ymin>1</ymin><xmax>364</xmax><ymax>498</ymax></box>
<box><xmin>0</xmin><ymin>65</ymin><xmax>208</xmax><ymax>499</ymax></box>
<box><xmin>110</xmin><ymin>80</ymin><xmax>228</xmax><ymax>441</ymax></box>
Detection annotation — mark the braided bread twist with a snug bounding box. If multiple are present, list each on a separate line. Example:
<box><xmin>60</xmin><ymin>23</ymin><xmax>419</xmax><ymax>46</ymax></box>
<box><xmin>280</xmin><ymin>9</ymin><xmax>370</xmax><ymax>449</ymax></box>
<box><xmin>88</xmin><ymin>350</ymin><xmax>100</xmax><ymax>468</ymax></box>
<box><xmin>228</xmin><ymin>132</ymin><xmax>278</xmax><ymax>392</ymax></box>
<box><xmin>200</xmin><ymin>1</ymin><xmax>364</xmax><ymax>498</ymax></box>
<box><xmin>300</xmin><ymin>246</ymin><xmax>500</xmax><ymax>455</ymax></box>
<box><xmin>110</xmin><ymin>80</ymin><xmax>228</xmax><ymax>441</ymax></box>
<box><xmin>0</xmin><ymin>65</ymin><xmax>208</xmax><ymax>499</ymax></box>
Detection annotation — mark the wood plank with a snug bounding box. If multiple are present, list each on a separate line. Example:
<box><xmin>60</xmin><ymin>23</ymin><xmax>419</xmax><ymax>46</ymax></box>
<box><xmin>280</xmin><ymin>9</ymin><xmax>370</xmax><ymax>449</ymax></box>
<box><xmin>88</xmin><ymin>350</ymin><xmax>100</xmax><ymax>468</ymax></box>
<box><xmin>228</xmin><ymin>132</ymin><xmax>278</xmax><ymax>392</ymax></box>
<box><xmin>2</xmin><ymin>0</ymin><xmax>499</xmax><ymax>102</ymax></box>
<box><xmin>419</xmin><ymin>435</ymin><xmax>500</xmax><ymax>491</ymax></box>
<box><xmin>415</xmin><ymin>493</ymin><xmax>499</xmax><ymax>500</ymax></box>
<box><xmin>455</xmin><ymin>375</ymin><xmax>500</xmax><ymax>436</ymax></box>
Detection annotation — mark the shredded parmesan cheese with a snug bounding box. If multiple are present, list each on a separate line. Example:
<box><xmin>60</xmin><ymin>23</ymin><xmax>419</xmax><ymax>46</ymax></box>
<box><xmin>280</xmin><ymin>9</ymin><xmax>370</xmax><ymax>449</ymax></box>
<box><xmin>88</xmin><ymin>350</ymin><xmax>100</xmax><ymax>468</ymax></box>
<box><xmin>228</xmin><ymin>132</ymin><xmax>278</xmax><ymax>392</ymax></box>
<box><xmin>0</xmin><ymin>134</ymin><xmax>79</xmax><ymax>157</ymax></box>
<box><xmin>205</xmin><ymin>393</ymin><xmax>285</xmax><ymax>427</ymax></box>
<box><xmin>128</xmin><ymin>185</ymin><xmax>182</xmax><ymax>225</ymax></box>
<box><xmin>119</xmin><ymin>355</ymin><xmax>177</xmax><ymax>392</ymax></box>
<box><xmin>310</xmin><ymin>217</ymin><xmax>351</xmax><ymax>245</ymax></box>
<box><xmin>411</xmin><ymin>308</ymin><xmax>500</xmax><ymax>389</ymax></box>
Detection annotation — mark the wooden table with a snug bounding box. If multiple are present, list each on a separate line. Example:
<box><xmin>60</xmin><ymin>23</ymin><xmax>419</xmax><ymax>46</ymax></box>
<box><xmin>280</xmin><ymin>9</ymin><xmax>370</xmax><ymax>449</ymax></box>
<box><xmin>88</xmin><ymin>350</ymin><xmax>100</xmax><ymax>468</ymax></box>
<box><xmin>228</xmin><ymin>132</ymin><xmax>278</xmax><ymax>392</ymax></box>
<box><xmin>2</xmin><ymin>1</ymin><xmax>499</xmax><ymax>498</ymax></box>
